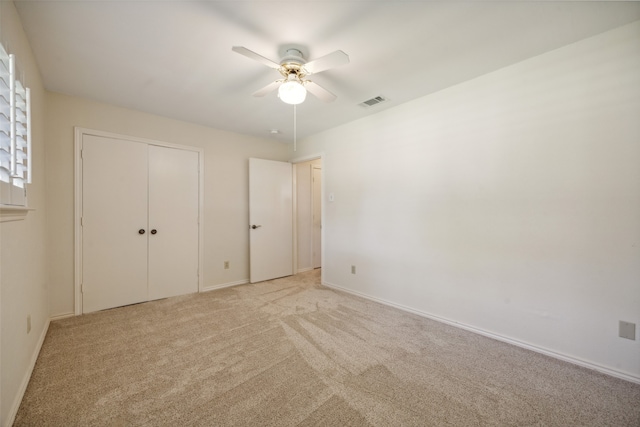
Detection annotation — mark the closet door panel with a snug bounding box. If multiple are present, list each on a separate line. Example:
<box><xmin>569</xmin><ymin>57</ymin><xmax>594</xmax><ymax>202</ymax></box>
<box><xmin>82</xmin><ymin>135</ymin><xmax>149</xmax><ymax>313</ymax></box>
<box><xmin>148</xmin><ymin>145</ymin><xmax>199</xmax><ymax>300</ymax></box>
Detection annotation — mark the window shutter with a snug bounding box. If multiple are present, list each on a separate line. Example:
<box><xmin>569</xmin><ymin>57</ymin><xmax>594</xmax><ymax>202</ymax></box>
<box><xmin>14</xmin><ymin>78</ymin><xmax>29</xmax><ymax>187</ymax></box>
<box><xmin>0</xmin><ymin>43</ymin><xmax>10</xmax><ymax>187</ymax></box>
<box><xmin>0</xmin><ymin>41</ymin><xmax>31</xmax><ymax>207</ymax></box>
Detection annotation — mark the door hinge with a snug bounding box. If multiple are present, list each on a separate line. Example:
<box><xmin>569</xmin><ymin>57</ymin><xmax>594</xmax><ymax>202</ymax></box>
<box><xmin>80</xmin><ymin>149</ymin><xmax>83</xmax><ymax>159</ymax></box>
<box><xmin>80</xmin><ymin>217</ymin><xmax>83</xmax><ymax>227</ymax></box>
<box><xmin>80</xmin><ymin>283</ymin><xmax>83</xmax><ymax>293</ymax></box>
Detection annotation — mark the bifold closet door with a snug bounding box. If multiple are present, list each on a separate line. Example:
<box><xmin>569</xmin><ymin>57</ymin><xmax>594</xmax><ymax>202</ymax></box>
<box><xmin>148</xmin><ymin>145</ymin><xmax>199</xmax><ymax>300</ymax></box>
<box><xmin>82</xmin><ymin>135</ymin><xmax>149</xmax><ymax>313</ymax></box>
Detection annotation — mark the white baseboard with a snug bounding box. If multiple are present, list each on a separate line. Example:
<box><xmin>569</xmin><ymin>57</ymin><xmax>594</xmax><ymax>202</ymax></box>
<box><xmin>201</xmin><ymin>279</ymin><xmax>249</xmax><ymax>293</ymax></box>
<box><xmin>322</xmin><ymin>280</ymin><xmax>640</xmax><ymax>385</ymax></box>
<box><xmin>296</xmin><ymin>267</ymin><xmax>314</xmax><ymax>274</ymax></box>
<box><xmin>49</xmin><ymin>312</ymin><xmax>74</xmax><ymax>321</ymax></box>
<box><xmin>5</xmin><ymin>319</ymin><xmax>50</xmax><ymax>427</ymax></box>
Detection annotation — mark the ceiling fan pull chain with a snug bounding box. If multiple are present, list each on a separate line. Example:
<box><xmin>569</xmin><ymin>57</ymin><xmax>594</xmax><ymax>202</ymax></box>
<box><xmin>294</xmin><ymin>104</ymin><xmax>297</xmax><ymax>152</ymax></box>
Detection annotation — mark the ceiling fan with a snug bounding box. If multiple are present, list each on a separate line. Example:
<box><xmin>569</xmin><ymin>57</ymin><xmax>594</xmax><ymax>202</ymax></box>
<box><xmin>232</xmin><ymin>46</ymin><xmax>349</xmax><ymax>105</ymax></box>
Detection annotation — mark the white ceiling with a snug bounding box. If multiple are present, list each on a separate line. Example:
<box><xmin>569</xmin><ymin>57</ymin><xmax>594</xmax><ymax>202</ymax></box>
<box><xmin>14</xmin><ymin>1</ymin><xmax>640</xmax><ymax>142</ymax></box>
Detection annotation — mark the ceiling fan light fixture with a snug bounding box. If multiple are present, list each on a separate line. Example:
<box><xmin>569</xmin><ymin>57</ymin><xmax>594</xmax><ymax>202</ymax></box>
<box><xmin>278</xmin><ymin>76</ymin><xmax>306</xmax><ymax>105</ymax></box>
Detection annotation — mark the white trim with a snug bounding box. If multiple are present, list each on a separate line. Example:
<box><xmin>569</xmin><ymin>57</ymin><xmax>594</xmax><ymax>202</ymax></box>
<box><xmin>74</xmin><ymin>127</ymin><xmax>203</xmax><ymax>153</ymax></box>
<box><xmin>197</xmin><ymin>148</ymin><xmax>204</xmax><ymax>293</ymax></box>
<box><xmin>296</xmin><ymin>267</ymin><xmax>314</xmax><ymax>274</ymax></box>
<box><xmin>290</xmin><ymin>152</ymin><xmax>325</xmax><ymax>285</ymax></box>
<box><xmin>290</xmin><ymin>152</ymin><xmax>324</xmax><ymax>164</ymax></box>
<box><xmin>0</xmin><ymin>205</ymin><xmax>33</xmax><ymax>222</ymax></box>
<box><xmin>5</xmin><ymin>319</ymin><xmax>50</xmax><ymax>427</ymax></box>
<box><xmin>74</xmin><ymin>127</ymin><xmax>204</xmax><ymax>315</ymax></box>
<box><xmin>201</xmin><ymin>279</ymin><xmax>249</xmax><ymax>293</ymax></box>
<box><xmin>311</xmin><ymin>165</ymin><xmax>322</xmax><ymax>270</ymax></box>
<box><xmin>49</xmin><ymin>312</ymin><xmax>75</xmax><ymax>322</ymax></box>
<box><xmin>73</xmin><ymin>128</ymin><xmax>82</xmax><ymax>315</ymax></box>
<box><xmin>292</xmin><ymin>163</ymin><xmax>298</xmax><ymax>276</ymax></box>
<box><xmin>322</xmin><ymin>280</ymin><xmax>640</xmax><ymax>385</ymax></box>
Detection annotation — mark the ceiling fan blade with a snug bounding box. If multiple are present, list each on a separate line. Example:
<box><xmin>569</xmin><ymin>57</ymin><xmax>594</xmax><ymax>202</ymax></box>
<box><xmin>232</xmin><ymin>46</ymin><xmax>281</xmax><ymax>69</ymax></box>
<box><xmin>303</xmin><ymin>50</ymin><xmax>349</xmax><ymax>74</ymax></box>
<box><xmin>252</xmin><ymin>80</ymin><xmax>283</xmax><ymax>97</ymax></box>
<box><xmin>304</xmin><ymin>81</ymin><xmax>337</xmax><ymax>102</ymax></box>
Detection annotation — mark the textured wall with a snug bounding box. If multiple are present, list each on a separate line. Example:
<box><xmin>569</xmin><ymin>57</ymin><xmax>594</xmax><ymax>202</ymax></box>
<box><xmin>294</xmin><ymin>21</ymin><xmax>640</xmax><ymax>380</ymax></box>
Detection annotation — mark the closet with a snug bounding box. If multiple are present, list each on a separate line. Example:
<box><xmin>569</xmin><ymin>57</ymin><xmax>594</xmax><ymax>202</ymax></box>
<box><xmin>79</xmin><ymin>132</ymin><xmax>200</xmax><ymax>313</ymax></box>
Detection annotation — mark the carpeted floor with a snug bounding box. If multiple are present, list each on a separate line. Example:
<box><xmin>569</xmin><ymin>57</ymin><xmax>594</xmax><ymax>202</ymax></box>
<box><xmin>15</xmin><ymin>270</ymin><xmax>640</xmax><ymax>426</ymax></box>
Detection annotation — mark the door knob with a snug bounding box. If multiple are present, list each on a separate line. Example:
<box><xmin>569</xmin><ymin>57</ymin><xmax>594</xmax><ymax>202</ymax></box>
<box><xmin>151</xmin><ymin>229</ymin><xmax>157</xmax><ymax>235</ymax></box>
<box><xmin>251</xmin><ymin>224</ymin><xmax>262</xmax><ymax>229</ymax></box>
<box><xmin>138</xmin><ymin>229</ymin><xmax>146</xmax><ymax>235</ymax></box>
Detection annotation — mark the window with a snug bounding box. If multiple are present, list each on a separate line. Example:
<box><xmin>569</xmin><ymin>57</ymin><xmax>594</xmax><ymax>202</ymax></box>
<box><xmin>0</xmin><ymin>41</ymin><xmax>31</xmax><ymax>212</ymax></box>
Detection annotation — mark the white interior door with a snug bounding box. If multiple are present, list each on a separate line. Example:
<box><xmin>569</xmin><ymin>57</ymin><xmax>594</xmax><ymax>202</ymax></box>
<box><xmin>148</xmin><ymin>145</ymin><xmax>199</xmax><ymax>300</ymax></box>
<box><xmin>82</xmin><ymin>135</ymin><xmax>149</xmax><ymax>313</ymax></box>
<box><xmin>249</xmin><ymin>158</ymin><xmax>293</xmax><ymax>283</ymax></box>
<box><xmin>312</xmin><ymin>166</ymin><xmax>322</xmax><ymax>269</ymax></box>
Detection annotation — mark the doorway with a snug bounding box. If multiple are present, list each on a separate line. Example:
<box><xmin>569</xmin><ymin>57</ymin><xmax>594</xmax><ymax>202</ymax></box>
<box><xmin>294</xmin><ymin>158</ymin><xmax>322</xmax><ymax>273</ymax></box>
<box><xmin>248</xmin><ymin>156</ymin><xmax>322</xmax><ymax>282</ymax></box>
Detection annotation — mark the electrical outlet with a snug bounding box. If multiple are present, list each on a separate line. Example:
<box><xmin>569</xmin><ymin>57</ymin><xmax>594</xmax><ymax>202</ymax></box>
<box><xmin>351</xmin><ymin>265</ymin><xmax>356</xmax><ymax>274</ymax></box>
<box><xmin>27</xmin><ymin>315</ymin><xmax>31</xmax><ymax>334</ymax></box>
<box><xmin>619</xmin><ymin>321</ymin><xmax>636</xmax><ymax>340</ymax></box>
<box><xmin>224</xmin><ymin>261</ymin><xmax>230</xmax><ymax>270</ymax></box>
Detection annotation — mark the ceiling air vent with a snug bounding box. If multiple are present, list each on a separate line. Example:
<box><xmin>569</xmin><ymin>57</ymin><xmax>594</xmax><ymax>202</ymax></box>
<box><xmin>359</xmin><ymin>95</ymin><xmax>387</xmax><ymax>108</ymax></box>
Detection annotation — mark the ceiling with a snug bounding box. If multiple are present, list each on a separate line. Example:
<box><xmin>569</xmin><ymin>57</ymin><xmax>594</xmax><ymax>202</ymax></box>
<box><xmin>13</xmin><ymin>1</ymin><xmax>640</xmax><ymax>142</ymax></box>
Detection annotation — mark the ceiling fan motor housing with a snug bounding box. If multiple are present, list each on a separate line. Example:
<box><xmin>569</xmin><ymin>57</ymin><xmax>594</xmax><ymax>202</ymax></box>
<box><xmin>280</xmin><ymin>48</ymin><xmax>306</xmax><ymax>65</ymax></box>
<box><xmin>280</xmin><ymin>48</ymin><xmax>307</xmax><ymax>76</ymax></box>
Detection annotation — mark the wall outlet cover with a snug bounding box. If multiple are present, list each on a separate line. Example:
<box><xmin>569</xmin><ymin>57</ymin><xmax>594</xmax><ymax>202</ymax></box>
<box><xmin>619</xmin><ymin>321</ymin><xmax>636</xmax><ymax>340</ymax></box>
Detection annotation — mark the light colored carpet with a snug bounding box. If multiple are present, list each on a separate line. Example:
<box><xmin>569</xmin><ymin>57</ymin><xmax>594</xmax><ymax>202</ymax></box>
<box><xmin>15</xmin><ymin>270</ymin><xmax>640</xmax><ymax>426</ymax></box>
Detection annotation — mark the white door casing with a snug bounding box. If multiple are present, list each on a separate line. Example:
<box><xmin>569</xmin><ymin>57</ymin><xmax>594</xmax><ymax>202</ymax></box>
<box><xmin>249</xmin><ymin>158</ymin><xmax>293</xmax><ymax>283</ymax></box>
<box><xmin>312</xmin><ymin>165</ymin><xmax>322</xmax><ymax>269</ymax></box>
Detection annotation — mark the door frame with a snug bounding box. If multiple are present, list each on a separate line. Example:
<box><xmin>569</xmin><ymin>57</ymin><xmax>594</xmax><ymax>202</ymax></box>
<box><xmin>74</xmin><ymin>127</ymin><xmax>204</xmax><ymax>315</ymax></box>
<box><xmin>291</xmin><ymin>152</ymin><xmax>325</xmax><ymax>284</ymax></box>
<box><xmin>311</xmin><ymin>164</ymin><xmax>322</xmax><ymax>269</ymax></box>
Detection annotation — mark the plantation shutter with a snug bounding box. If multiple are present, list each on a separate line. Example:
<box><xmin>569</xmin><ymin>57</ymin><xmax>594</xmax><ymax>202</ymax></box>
<box><xmin>0</xmin><ymin>43</ymin><xmax>11</xmax><ymax>201</ymax></box>
<box><xmin>0</xmin><ymin>41</ymin><xmax>31</xmax><ymax>207</ymax></box>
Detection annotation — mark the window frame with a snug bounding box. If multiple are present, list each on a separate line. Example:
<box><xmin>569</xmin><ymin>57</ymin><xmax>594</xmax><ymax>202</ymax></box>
<box><xmin>0</xmin><ymin>41</ymin><xmax>32</xmax><ymax>221</ymax></box>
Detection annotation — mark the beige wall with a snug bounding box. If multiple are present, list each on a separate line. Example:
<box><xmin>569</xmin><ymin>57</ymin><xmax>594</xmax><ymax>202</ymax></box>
<box><xmin>0</xmin><ymin>2</ymin><xmax>48</xmax><ymax>424</ymax></box>
<box><xmin>294</xmin><ymin>21</ymin><xmax>640</xmax><ymax>381</ymax></box>
<box><xmin>46</xmin><ymin>92</ymin><xmax>289</xmax><ymax>317</ymax></box>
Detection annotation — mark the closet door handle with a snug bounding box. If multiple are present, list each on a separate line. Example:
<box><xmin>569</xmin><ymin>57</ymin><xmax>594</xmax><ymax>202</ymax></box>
<box><xmin>150</xmin><ymin>229</ymin><xmax>157</xmax><ymax>235</ymax></box>
<box><xmin>138</xmin><ymin>229</ymin><xmax>146</xmax><ymax>235</ymax></box>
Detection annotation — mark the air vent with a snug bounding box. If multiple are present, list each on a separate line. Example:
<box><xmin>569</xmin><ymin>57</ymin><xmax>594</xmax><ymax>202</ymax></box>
<box><xmin>359</xmin><ymin>95</ymin><xmax>387</xmax><ymax>107</ymax></box>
